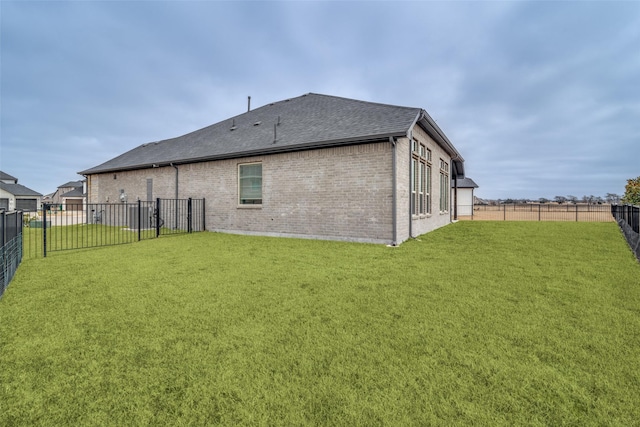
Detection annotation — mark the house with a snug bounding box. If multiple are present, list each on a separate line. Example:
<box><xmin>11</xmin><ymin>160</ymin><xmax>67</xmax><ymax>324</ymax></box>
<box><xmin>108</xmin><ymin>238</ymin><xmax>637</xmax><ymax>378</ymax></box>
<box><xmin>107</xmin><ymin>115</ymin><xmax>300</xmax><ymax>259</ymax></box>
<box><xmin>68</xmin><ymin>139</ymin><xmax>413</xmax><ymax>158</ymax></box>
<box><xmin>80</xmin><ymin>93</ymin><xmax>465</xmax><ymax>245</ymax></box>
<box><xmin>452</xmin><ymin>177</ymin><xmax>479</xmax><ymax>217</ymax></box>
<box><xmin>51</xmin><ymin>180</ymin><xmax>86</xmax><ymax>211</ymax></box>
<box><xmin>0</xmin><ymin>171</ymin><xmax>42</xmax><ymax>211</ymax></box>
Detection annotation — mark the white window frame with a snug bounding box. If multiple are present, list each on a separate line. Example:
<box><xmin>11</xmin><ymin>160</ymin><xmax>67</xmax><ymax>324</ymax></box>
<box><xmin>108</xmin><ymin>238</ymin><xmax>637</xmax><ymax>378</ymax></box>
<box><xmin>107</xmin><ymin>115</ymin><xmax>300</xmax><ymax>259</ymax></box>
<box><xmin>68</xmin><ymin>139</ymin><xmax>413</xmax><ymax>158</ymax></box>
<box><xmin>439</xmin><ymin>159</ymin><xmax>449</xmax><ymax>213</ymax></box>
<box><xmin>238</xmin><ymin>162</ymin><xmax>262</xmax><ymax>206</ymax></box>
<box><xmin>411</xmin><ymin>142</ymin><xmax>431</xmax><ymax>216</ymax></box>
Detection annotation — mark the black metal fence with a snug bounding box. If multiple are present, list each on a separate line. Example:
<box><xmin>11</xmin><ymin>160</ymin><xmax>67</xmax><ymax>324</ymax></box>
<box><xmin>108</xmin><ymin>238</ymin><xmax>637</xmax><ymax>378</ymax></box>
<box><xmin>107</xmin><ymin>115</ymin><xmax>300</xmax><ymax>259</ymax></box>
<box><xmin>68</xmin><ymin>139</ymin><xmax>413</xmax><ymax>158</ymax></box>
<box><xmin>1</xmin><ymin>210</ymin><xmax>23</xmax><ymax>298</ymax></box>
<box><xmin>23</xmin><ymin>198</ymin><xmax>205</xmax><ymax>258</ymax></box>
<box><xmin>461</xmin><ymin>203</ymin><xmax>614</xmax><ymax>222</ymax></box>
<box><xmin>611</xmin><ymin>204</ymin><xmax>640</xmax><ymax>261</ymax></box>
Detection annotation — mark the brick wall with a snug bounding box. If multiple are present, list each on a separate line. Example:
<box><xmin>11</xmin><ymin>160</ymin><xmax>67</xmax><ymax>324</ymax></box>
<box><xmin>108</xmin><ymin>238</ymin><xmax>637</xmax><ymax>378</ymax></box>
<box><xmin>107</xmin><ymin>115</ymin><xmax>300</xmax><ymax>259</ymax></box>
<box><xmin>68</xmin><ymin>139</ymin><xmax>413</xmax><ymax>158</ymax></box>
<box><xmin>88</xmin><ymin>133</ymin><xmax>454</xmax><ymax>244</ymax></box>
<box><xmin>89</xmin><ymin>142</ymin><xmax>395</xmax><ymax>244</ymax></box>
<box><xmin>398</xmin><ymin>126</ymin><xmax>453</xmax><ymax>239</ymax></box>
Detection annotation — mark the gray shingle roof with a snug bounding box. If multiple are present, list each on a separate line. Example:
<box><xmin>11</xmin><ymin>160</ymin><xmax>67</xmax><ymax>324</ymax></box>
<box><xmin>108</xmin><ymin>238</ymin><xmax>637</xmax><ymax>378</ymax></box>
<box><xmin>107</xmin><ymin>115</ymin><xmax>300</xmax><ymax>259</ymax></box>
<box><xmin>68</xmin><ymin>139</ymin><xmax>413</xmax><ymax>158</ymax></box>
<box><xmin>453</xmin><ymin>177</ymin><xmax>478</xmax><ymax>188</ymax></box>
<box><xmin>60</xmin><ymin>188</ymin><xmax>84</xmax><ymax>197</ymax></box>
<box><xmin>80</xmin><ymin>93</ymin><xmax>463</xmax><ymax>175</ymax></box>
<box><xmin>0</xmin><ymin>171</ymin><xmax>18</xmax><ymax>182</ymax></box>
<box><xmin>58</xmin><ymin>180</ymin><xmax>83</xmax><ymax>189</ymax></box>
<box><xmin>0</xmin><ymin>182</ymin><xmax>42</xmax><ymax>197</ymax></box>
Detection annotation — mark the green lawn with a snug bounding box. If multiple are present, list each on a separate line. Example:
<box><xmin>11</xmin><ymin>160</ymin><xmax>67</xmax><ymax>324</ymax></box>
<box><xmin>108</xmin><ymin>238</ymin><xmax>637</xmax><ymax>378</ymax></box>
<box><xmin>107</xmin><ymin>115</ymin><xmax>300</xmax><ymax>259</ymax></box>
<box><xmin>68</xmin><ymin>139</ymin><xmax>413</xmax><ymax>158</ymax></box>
<box><xmin>1</xmin><ymin>222</ymin><xmax>639</xmax><ymax>426</ymax></box>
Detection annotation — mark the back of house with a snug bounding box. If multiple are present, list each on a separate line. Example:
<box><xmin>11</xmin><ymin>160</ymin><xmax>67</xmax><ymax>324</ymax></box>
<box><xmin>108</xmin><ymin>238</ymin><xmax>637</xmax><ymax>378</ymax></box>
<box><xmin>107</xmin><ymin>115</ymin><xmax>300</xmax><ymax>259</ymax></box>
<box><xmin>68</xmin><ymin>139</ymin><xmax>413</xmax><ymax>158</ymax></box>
<box><xmin>80</xmin><ymin>93</ymin><xmax>465</xmax><ymax>245</ymax></box>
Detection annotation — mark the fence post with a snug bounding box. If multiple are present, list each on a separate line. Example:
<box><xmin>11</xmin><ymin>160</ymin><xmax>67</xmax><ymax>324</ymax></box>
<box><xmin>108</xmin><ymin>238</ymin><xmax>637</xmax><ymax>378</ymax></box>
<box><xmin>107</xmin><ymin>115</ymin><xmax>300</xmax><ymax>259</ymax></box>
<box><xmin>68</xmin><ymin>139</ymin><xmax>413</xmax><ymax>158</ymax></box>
<box><xmin>18</xmin><ymin>211</ymin><xmax>23</xmax><ymax>261</ymax></box>
<box><xmin>156</xmin><ymin>198</ymin><xmax>161</xmax><ymax>237</ymax></box>
<box><xmin>187</xmin><ymin>198</ymin><xmax>192</xmax><ymax>233</ymax></box>
<box><xmin>42</xmin><ymin>204</ymin><xmax>48</xmax><ymax>258</ymax></box>
<box><xmin>538</xmin><ymin>204</ymin><xmax>541</xmax><ymax>221</ymax></box>
<box><xmin>575</xmin><ymin>205</ymin><xmax>578</xmax><ymax>222</ymax></box>
<box><xmin>202</xmin><ymin>198</ymin><xmax>206</xmax><ymax>231</ymax></box>
<box><xmin>138</xmin><ymin>199</ymin><xmax>142</xmax><ymax>241</ymax></box>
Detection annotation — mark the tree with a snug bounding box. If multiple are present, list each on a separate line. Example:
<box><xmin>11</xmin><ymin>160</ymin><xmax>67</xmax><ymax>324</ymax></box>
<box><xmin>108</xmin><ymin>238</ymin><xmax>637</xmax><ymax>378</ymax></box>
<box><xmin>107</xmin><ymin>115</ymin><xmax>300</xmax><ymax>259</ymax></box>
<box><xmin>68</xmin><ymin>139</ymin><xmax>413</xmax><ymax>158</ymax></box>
<box><xmin>567</xmin><ymin>195</ymin><xmax>578</xmax><ymax>204</ymax></box>
<box><xmin>554</xmin><ymin>196</ymin><xmax>567</xmax><ymax>204</ymax></box>
<box><xmin>605</xmin><ymin>193</ymin><xmax>620</xmax><ymax>204</ymax></box>
<box><xmin>622</xmin><ymin>176</ymin><xmax>640</xmax><ymax>205</ymax></box>
<box><xmin>539</xmin><ymin>198</ymin><xmax>549</xmax><ymax>204</ymax></box>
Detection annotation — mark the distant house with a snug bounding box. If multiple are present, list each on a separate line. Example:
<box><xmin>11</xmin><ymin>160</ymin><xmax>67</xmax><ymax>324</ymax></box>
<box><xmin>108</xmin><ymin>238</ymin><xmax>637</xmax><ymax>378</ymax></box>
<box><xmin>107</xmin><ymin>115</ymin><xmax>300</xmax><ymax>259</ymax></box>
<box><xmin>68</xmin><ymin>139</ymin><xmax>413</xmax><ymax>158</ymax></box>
<box><xmin>0</xmin><ymin>171</ymin><xmax>42</xmax><ymax>211</ymax></box>
<box><xmin>452</xmin><ymin>177</ymin><xmax>479</xmax><ymax>217</ymax></box>
<box><xmin>51</xmin><ymin>180</ymin><xmax>86</xmax><ymax>211</ymax></box>
<box><xmin>80</xmin><ymin>93</ymin><xmax>466</xmax><ymax>245</ymax></box>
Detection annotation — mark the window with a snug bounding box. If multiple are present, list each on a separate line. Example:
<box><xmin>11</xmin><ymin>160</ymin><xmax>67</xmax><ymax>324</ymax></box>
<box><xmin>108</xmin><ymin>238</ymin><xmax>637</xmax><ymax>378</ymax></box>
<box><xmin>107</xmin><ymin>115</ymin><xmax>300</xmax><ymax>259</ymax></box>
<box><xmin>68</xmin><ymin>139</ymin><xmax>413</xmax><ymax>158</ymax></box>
<box><xmin>439</xmin><ymin>159</ymin><xmax>449</xmax><ymax>212</ymax></box>
<box><xmin>239</xmin><ymin>162</ymin><xmax>262</xmax><ymax>205</ymax></box>
<box><xmin>411</xmin><ymin>142</ymin><xmax>431</xmax><ymax>215</ymax></box>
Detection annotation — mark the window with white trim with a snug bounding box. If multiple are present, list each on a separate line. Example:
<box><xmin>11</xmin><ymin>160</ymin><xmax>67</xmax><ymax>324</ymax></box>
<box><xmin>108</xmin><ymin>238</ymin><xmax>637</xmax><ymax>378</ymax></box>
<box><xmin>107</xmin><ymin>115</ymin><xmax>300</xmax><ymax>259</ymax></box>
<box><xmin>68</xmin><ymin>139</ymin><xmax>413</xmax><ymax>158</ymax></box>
<box><xmin>238</xmin><ymin>162</ymin><xmax>262</xmax><ymax>205</ymax></box>
<box><xmin>439</xmin><ymin>159</ymin><xmax>449</xmax><ymax>212</ymax></box>
<box><xmin>411</xmin><ymin>141</ymin><xmax>431</xmax><ymax>215</ymax></box>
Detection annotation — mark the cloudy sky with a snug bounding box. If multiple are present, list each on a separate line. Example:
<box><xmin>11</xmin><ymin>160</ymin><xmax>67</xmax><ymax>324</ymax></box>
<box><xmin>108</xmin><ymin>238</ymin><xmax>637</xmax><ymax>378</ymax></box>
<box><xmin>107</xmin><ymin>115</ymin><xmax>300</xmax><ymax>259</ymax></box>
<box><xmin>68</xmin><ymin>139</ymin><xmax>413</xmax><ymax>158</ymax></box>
<box><xmin>1</xmin><ymin>1</ymin><xmax>639</xmax><ymax>200</ymax></box>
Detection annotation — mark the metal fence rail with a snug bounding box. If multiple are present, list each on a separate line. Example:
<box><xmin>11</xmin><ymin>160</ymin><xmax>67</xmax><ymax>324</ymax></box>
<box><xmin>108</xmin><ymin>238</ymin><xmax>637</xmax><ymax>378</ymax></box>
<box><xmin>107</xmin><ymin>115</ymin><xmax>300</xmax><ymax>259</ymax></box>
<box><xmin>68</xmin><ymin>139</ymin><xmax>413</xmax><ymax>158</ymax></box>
<box><xmin>23</xmin><ymin>198</ymin><xmax>205</xmax><ymax>258</ymax></box>
<box><xmin>1</xmin><ymin>210</ymin><xmax>24</xmax><ymax>298</ymax></box>
<box><xmin>460</xmin><ymin>204</ymin><xmax>614</xmax><ymax>222</ymax></box>
<box><xmin>611</xmin><ymin>204</ymin><xmax>640</xmax><ymax>261</ymax></box>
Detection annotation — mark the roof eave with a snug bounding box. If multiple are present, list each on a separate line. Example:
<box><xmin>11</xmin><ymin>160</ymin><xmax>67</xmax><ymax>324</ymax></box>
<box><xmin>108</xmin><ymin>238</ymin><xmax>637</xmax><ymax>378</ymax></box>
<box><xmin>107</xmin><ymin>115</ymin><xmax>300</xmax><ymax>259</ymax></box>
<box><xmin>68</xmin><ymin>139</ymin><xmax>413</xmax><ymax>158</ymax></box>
<box><xmin>79</xmin><ymin>131</ymin><xmax>408</xmax><ymax>175</ymax></box>
<box><xmin>415</xmin><ymin>111</ymin><xmax>465</xmax><ymax>179</ymax></box>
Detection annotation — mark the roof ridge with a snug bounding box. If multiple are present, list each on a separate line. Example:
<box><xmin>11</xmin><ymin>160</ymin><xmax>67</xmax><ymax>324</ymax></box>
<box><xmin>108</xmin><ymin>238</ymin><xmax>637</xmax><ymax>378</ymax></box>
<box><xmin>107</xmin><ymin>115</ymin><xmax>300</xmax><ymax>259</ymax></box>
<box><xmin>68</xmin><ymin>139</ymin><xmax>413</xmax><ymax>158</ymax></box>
<box><xmin>305</xmin><ymin>92</ymin><xmax>420</xmax><ymax>111</ymax></box>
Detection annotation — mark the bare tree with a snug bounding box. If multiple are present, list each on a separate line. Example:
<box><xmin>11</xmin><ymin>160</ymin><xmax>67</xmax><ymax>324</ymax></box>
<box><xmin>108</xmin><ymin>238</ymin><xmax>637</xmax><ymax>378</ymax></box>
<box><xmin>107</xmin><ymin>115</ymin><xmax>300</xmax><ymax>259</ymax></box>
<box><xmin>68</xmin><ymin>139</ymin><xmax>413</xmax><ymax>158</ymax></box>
<box><xmin>605</xmin><ymin>193</ymin><xmax>621</xmax><ymax>204</ymax></box>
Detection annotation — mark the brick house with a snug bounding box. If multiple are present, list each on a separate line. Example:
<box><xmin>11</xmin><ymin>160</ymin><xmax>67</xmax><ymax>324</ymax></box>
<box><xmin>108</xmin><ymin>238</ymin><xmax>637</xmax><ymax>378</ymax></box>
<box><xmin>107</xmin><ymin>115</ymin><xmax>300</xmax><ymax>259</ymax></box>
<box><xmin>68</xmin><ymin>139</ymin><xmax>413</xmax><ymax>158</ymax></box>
<box><xmin>51</xmin><ymin>180</ymin><xmax>86</xmax><ymax>211</ymax></box>
<box><xmin>80</xmin><ymin>93</ymin><xmax>465</xmax><ymax>245</ymax></box>
<box><xmin>0</xmin><ymin>171</ymin><xmax>42</xmax><ymax>212</ymax></box>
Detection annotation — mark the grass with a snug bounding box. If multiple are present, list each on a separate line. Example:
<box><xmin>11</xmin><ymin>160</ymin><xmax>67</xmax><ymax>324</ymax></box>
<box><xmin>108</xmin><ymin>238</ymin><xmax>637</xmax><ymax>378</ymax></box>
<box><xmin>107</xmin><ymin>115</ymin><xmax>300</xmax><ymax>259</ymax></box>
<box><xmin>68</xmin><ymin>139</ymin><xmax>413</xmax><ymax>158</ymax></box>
<box><xmin>1</xmin><ymin>222</ymin><xmax>639</xmax><ymax>426</ymax></box>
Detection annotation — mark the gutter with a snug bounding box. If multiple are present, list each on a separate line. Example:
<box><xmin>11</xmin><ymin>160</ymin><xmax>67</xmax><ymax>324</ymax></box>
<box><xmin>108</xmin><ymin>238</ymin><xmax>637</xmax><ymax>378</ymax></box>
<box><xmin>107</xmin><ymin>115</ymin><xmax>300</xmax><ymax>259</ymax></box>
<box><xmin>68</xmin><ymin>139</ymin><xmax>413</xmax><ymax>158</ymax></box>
<box><xmin>416</xmin><ymin>110</ymin><xmax>465</xmax><ymax>179</ymax></box>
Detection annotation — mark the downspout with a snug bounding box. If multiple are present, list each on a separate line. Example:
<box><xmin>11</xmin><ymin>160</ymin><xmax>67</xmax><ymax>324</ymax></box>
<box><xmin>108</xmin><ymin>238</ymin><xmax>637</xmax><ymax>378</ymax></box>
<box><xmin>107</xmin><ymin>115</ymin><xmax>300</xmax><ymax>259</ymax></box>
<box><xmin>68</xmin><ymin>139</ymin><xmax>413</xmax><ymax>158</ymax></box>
<box><xmin>170</xmin><ymin>163</ymin><xmax>179</xmax><ymax>199</ymax></box>
<box><xmin>171</xmin><ymin>163</ymin><xmax>179</xmax><ymax>229</ymax></box>
<box><xmin>408</xmin><ymin>130</ymin><xmax>414</xmax><ymax>239</ymax></box>
<box><xmin>450</xmin><ymin>153</ymin><xmax>463</xmax><ymax>221</ymax></box>
<box><xmin>389</xmin><ymin>137</ymin><xmax>398</xmax><ymax>246</ymax></box>
<box><xmin>453</xmin><ymin>174</ymin><xmax>458</xmax><ymax>221</ymax></box>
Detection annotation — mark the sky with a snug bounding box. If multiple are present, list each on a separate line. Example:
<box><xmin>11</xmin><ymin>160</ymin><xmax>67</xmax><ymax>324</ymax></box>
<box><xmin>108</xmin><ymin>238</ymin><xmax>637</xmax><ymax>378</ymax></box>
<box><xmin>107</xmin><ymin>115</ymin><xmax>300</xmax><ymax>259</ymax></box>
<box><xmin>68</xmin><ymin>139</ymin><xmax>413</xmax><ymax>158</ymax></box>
<box><xmin>1</xmin><ymin>1</ymin><xmax>639</xmax><ymax>201</ymax></box>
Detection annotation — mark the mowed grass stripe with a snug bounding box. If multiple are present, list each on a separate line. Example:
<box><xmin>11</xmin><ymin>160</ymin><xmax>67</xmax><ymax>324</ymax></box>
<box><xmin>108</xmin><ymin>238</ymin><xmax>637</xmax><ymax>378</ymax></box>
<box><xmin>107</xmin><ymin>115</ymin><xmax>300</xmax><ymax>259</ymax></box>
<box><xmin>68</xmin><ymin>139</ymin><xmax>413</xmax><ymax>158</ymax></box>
<box><xmin>1</xmin><ymin>222</ymin><xmax>639</xmax><ymax>426</ymax></box>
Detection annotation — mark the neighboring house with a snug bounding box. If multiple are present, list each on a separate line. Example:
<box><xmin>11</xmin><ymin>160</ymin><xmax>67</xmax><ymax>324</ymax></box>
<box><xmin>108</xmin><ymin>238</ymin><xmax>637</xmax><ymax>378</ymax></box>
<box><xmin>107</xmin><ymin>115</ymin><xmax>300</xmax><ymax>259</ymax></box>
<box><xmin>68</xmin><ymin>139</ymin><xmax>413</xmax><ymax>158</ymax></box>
<box><xmin>80</xmin><ymin>93</ymin><xmax>466</xmax><ymax>245</ymax></box>
<box><xmin>51</xmin><ymin>180</ymin><xmax>86</xmax><ymax>211</ymax></box>
<box><xmin>0</xmin><ymin>171</ymin><xmax>42</xmax><ymax>211</ymax></box>
<box><xmin>452</xmin><ymin>177</ymin><xmax>479</xmax><ymax>217</ymax></box>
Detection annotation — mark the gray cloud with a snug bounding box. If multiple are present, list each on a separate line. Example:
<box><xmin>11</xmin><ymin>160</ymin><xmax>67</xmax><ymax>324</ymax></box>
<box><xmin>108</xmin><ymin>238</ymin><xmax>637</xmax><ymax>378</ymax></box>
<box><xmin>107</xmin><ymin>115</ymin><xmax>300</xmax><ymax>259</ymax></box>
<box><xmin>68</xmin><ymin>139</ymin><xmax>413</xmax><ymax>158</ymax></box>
<box><xmin>1</xmin><ymin>1</ymin><xmax>638</xmax><ymax>199</ymax></box>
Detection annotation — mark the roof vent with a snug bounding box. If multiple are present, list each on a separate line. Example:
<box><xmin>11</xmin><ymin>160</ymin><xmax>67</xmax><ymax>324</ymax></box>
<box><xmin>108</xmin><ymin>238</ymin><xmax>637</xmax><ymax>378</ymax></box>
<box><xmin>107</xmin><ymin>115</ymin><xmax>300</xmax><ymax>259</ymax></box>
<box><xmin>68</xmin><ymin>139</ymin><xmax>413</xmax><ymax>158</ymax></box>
<box><xmin>253</xmin><ymin>121</ymin><xmax>261</xmax><ymax>126</ymax></box>
<box><xmin>230</xmin><ymin>119</ymin><xmax>236</xmax><ymax>131</ymax></box>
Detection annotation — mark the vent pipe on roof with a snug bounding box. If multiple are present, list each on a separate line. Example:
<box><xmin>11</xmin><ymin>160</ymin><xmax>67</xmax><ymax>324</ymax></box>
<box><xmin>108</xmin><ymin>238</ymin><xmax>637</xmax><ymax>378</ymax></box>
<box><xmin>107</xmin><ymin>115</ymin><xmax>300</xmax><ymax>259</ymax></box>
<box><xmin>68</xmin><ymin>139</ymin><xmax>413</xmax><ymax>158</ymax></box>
<box><xmin>248</xmin><ymin>96</ymin><xmax>251</xmax><ymax>112</ymax></box>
